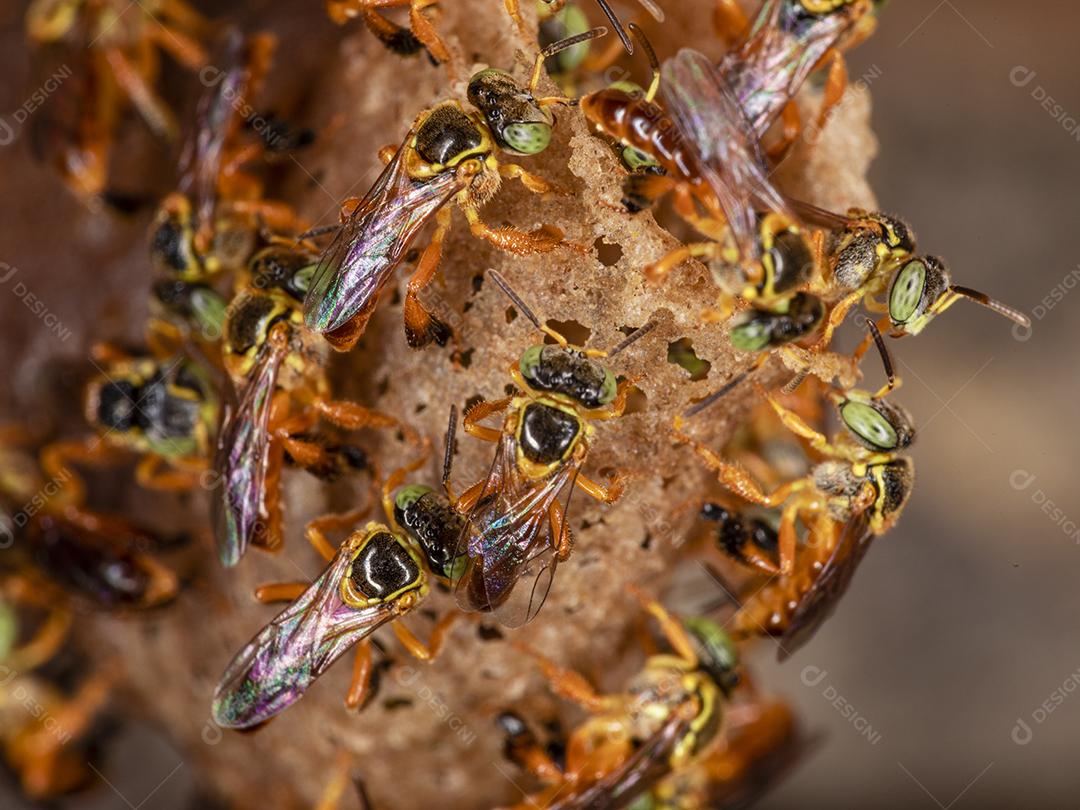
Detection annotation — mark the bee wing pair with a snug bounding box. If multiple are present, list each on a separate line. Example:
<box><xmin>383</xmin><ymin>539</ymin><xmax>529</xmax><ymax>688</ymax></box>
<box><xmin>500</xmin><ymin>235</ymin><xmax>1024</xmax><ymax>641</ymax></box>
<box><xmin>452</xmin><ymin>432</ymin><xmax>583</xmax><ymax>628</ymax></box>
<box><xmin>303</xmin><ymin>138</ymin><xmax>463</xmax><ymax>335</ymax></box>
<box><xmin>212</xmin><ymin>543</ymin><xmax>396</xmax><ymax>729</ymax></box>
<box><xmin>661</xmin><ymin>49</ymin><xmax>793</xmax><ymax>263</ymax></box>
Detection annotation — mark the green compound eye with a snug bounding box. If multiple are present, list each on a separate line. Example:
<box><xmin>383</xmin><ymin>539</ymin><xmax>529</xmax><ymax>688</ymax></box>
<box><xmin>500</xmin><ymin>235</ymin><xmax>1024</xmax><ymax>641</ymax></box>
<box><xmin>729</xmin><ymin>320</ymin><xmax>770</xmax><ymax>352</ymax></box>
<box><xmin>889</xmin><ymin>260</ymin><xmax>926</xmax><ymax>324</ymax></box>
<box><xmin>684</xmin><ymin>616</ymin><xmax>739</xmax><ymax>673</ymax></box>
<box><xmin>394</xmin><ymin>484</ymin><xmax>433</xmax><ymax>513</ymax></box>
<box><xmin>840</xmin><ymin>401</ymin><xmax>899</xmax><ymax>450</ymax></box>
<box><xmin>520</xmin><ymin>345</ymin><xmax>544</xmax><ymax>380</ymax></box>
<box><xmin>622</xmin><ymin>145</ymin><xmax>661</xmax><ymax>171</ymax></box>
<box><xmin>598</xmin><ymin>369</ymin><xmax>617</xmax><ymax>406</ymax></box>
<box><xmin>502</xmin><ymin>122</ymin><xmax>552</xmax><ymax>155</ymax></box>
<box><xmin>191</xmin><ymin>288</ymin><xmax>227</xmax><ymax>337</ymax></box>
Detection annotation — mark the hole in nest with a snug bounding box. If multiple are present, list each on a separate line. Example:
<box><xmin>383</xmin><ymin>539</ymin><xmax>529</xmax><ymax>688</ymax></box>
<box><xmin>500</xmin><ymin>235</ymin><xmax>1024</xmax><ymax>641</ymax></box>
<box><xmin>505</xmin><ymin>306</ymin><xmax>517</xmax><ymax>324</ymax></box>
<box><xmin>415</xmin><ymin>402</ymin><xmax>427</xmax><ymax>414</ymax></box>
<box><xmin>376</xmin><ymin>376</ymin><xmax>390</xmax><ymax>397</ymax></box>
<box><xmin>472</xmin><ymin>274</ymin><xmax>484</xmax><ymax>294</ymax></box>
<box><xmin>384</xmin><ymin>697</ymin><xmax>413</xmax><ymax>711</ymax></box>
<box><xmin>667</xmin><ymin>338</ymin><xmax>710</xmax><ymax>381</ymax></box>
<box><xmin>545</xmin><ymin>319</ymin><xmax>590</xmax><ymax>345</ymax></box>
<box><xmin>593</xmin><ymin>237</ymin><xmax>623</xmax><ymax>267</ymax></box>
<box><xmin>390</xmin><ymin>287</ymin><xmax>402</xmax><ymax>306</ymax></box>
<box><xmin>641</xmin><ymin>532</ymin><xmax>653</xmax><ymax>550</ymax></box>
<box><xmin>458</xmin><ymin>348</ymin><xmax>475</xmax><ymax>368</ymax></box>
<box><xmin>620</xmin><ymin>381</ymin><xmax>648</xmax><ymax>414</ymax></box>
<box><xmin>477</xmin><ymin>624</ymin><xmax>504</xmax><ymax>641</ymax></box>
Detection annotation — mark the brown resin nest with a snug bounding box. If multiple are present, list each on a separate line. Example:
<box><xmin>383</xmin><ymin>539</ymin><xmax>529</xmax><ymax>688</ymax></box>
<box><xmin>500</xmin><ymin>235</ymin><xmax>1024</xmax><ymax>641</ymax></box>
<box><xmin>36</xmin><ymin>1</ymin><xmax>879</xmax><ymax>807</ymax></box>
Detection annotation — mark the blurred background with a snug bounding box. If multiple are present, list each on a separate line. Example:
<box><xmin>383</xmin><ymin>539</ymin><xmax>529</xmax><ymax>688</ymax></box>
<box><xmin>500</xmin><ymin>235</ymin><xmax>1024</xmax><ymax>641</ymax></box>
<box><xmin>1</xmin><ymin>1</ymin><xmax>1078</xmax><ymax>808</ymax></box>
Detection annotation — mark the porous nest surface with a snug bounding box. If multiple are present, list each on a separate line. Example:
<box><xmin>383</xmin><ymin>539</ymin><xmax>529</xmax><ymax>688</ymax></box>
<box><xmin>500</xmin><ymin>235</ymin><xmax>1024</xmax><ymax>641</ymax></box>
<box><xmin>87</xmin><ymin>2</ymin><xmax>878</xmax><ymax>807</ymax></box>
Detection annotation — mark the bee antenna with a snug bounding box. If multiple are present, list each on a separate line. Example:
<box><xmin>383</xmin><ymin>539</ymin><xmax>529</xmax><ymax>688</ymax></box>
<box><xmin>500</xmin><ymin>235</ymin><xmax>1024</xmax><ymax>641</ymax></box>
<box><xmin>608</xmin><ymin>319</ymin><xmax>658</xmax><ymax>357</ymax></box>
<box><xmin>487</xmin><ymin>269</ymin><xmax>543</xmax><ymax>330</ymax></box>
<box><xmin>541</xmin><ymin>25</ymin><xmax>608</xmax><ymax>60</ymax></box>
<box><xmin>442</xmin><ymin>405</ymin><xmax>457</xmax><ymax>487</ymax></box>
<box><xmin>865</xmin><ymin>318</ymin><xmax>896</xmax><ymax>396</ymax></box>
<box><xmin>950</xmin><ymin>285</ymin><xmax>1031</xmax><ymax>328</ymax></box>
<box><xmin>590</xmin><ymin>0</ymin><xmax>633</xmax><ymax>53</ymax></box>
<box><xmin>628</xmin><ymin>23</ymin><xmax>661</xmax><ymax>102</ymax></box>
<box><xmin>682</xmin><ymin>367</ymin><xmax>754</xmax><ymax>419</ymax></box>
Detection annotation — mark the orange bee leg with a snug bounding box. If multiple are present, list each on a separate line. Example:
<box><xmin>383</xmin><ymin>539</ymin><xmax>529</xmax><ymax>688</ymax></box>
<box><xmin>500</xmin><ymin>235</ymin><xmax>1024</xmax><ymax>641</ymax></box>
<box><xmin>514</xmin><ymin>642</ymin><xmax>614</xmax><ymax>714</ymax></box>
<box><xmin>500</xmin><ymin>714</ymin><xmax>565</xmax><ymax>784</ymax></box>
<box><xmin>315</xmin><ymin>749</ymin><xmax>355</xmax><ymax>810</ymax></box>
<box><xmin>764</xmin><ymin>101</ymin><xmax>803</xmax><ymax>161</ymax></box>
<box><xmin>134</xmin><ymin>454</ymin><xmax>201</xmax><ymax>491</ymax></box>
<box><xmin>463</xmin><ymin>397</ymin><xmax>512</xmax><ymax>442</ymax></box>
<box><xmin>305</xmin><ymin>508</ymin><xmax>370</xmax><ymax>562</ymax></box>
<box><xmin>816</xmin><ymin>49</ymin><xmax>849</xmax><ymax>133</ymax></box>
<box><xmin>403</xmin><ymin>207</ymin><xmax>453</xmax><ymax>348</ymax></box>
<box><xmin>103</xmin><ymin>47</ymin><xmax>178</xmax><ymax>140</ymax></box>
<box><xmin>586</xmin><ymin>376</ymin><xmax>639</xmax><ymax>422</ymax></box>
<box><xmin>713</xmin><ymin>0</ymin><xmax>750</xmax><ymax>45</ymax></box>
<box><xmin>644</xmin><ymin>240</ymin><xmax>722</xmax><ymax>285</ymax></box>
<box><xmin>146</xmin><ymin>23</ymin><xmax>208</xmax><ymax>70</ymax></box>
<box><xmin>672</xmin><ymin>430</ymin><xmax>806</xmax><ymax>508</ymax></box>
<box><xmin>344</xmin><ymin>640</ymin><xmax>374</xmax><ymax>709</ymax></box>
<box><xmin>408</xmin><ymin>0</ymin><xmax>453</xmax><ymax>66</ymax></box>
<box><xmin>574</xmin><ymin>471</ymin><xmax>628</xmax><ymax>505</ymax></box>
<box><xmin>254</xmin><ymin>581</ymin><xmax>309</xmax><ymax>603</ymax></box>
<box><xmin>628</xmin><ymin>584</ymin><xmax>699</xmax><ymax>666</ymax></box>
<box><xmin>392</xmin><ymin>610</ymin><xmax>463</xmax><ymax>661</ymax></box>
<box><xmin>499</xmin><ymin>162</ymin><xmax>561</xmax><ymax>197</ymax></box>
<box><xmin>504</xmin><ymin>0</ymin><xmax>529</xmax><ymax>37</ymax></box>
<box><xmin>549</xmin><ymin>499</ymin><xmax>572</xmax><ymax>560</ymax></box>
<box><xmin>39</xmin><ymin>438</ymin><xmax>127</xmax><ymax>510</ymax></box>
<box><xmin>464</xmin><ymin>206</ymin><xmax>585</xmax><ymax>256</ymax></box>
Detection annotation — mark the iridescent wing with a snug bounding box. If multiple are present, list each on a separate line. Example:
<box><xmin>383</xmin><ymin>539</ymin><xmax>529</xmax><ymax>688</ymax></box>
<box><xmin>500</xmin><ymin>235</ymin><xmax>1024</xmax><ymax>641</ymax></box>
<box><xmin>779</xmin><ymin>509</ymin><xmax>873</xmax><ymax>660</ymax></box>
<box><xmin>721</xmin><ymin>0</ymin><xmax>866</xmax><ymax>137</ymax></box>
<box><xmin>452</xmin><ymin>432</ymin><xmax>581</xmax><ymax>627</ymax></box>
<box><xmin>661</xmin><ymin>49</ymin><xmax>792</xmax><ymax>261</ymax></box>
<box><xmin>212</xmin><ymin>546</ymin><xmax>396</xmax><ymax>728</ymax></box>
<box><xmin>548</xmin><ymin>713</ymin><xmax>691</xmax><ymax>810</ymax></box>
<box><xmin>211</xmin><ymin>339</ymin><xmax>285</xmax><ymax>567</ymax></box>
<box><xmin>303</xmin><ymin>140</ymin><xmax>463</xmax><ymax>334</ymax></box>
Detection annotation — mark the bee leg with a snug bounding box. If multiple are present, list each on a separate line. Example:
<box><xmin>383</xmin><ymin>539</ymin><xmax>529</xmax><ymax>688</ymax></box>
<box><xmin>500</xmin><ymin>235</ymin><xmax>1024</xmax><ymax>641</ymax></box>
<box><xmin>344</xmin><ymin>641</ymin><xmax>374</xmax><ymax>709</ymax></box>
<box><xmin>816</xmin><ymin>50</ymin><xmax>849</xmax><ymax>133</ymax></box>
<box><xmin>39</xmin><ymin>439</ymin><xmax>127</xmax><ymax>510</ymax></box>
<box><xmin>453</xmin><ymin>479</ymin><xmax>487</xmax><ymax>513</ymax></box>
<box><xmin>463</xmin><ymin>397</ymin><xmax>512</xmax><ymax>443</ymax></box>
<box><xmin>146</xmin><ymin>22</ymin><xmax>208</xmax><ymax>70</ymax></box>
<box><xmin>254</xmin><ymin>581</ymin><xmax>309</xmax><ymax>603</ymax></box>
<box><xmin>356</xmin><ymin>8</ymin><xmax>426</xmax><ymax>56</ymax></box>
<box><xmin>549</xmin><ymin>499</ymin><xmax>572</xmax><ymax>560</ymax></box>
<box><xmin>254</xmin><ymin>442</ymin><xmax>286</xmax><ymax>551</ymax></box>
<box><xmin>504</xmin><ymin>0</ymin><xmax>529</xmax><ymax>37</ymax></box>
<box><xmin>305</xmin><ymin>508</ymin><xmax>369</xmax><ymax>562</ymax></box>
<box><xmin>408</xmin><ymin>0</ymin><xmax>453</xmax><ymax>66</ymax></box>
<box><xmin>713</xmin><ymin>0</ymin><xmax>750</xmax><ymax>46</ymax></box>
<box><xmin>4</xmin><ymin>594</ymin><xmax>70</xmax><ymax>672</ymax></box>
<box><xmin>392</xmin><ymin>611</ymin><xmax>463</xmax><ymax>661</ymax></box>
<box><xmin>134</xmin><ymin>455</ymin><xmax>200</xmax><ymax>491</ymax></box>
<box><xmin>230</xmin><ymin>199</ymin><xmax>309</xmax><ymax>237</ymax></box>
<box><xmin>574</xmin><ymin>471</ymin><xmax>628</xmax><ymax>505</ymax></box>
<box><xmin>758</xmin><ymin>386</ymin><xmax>838</xmax><ymax>457</ymax></box>
<box><xmin>35</xmin><ymin>665</ymin><xmax>114</xmax><ymax>754</ymax></box>
<box><xmin>324</xmin><ymin>302</ymin><xmax>378</xmax><ymax>352</ymax></box>
<box><xmin>497</xmin><ymin>712</ymin><xmax>564</xmax><ymax>784</ymax></box>
<box><xmin>764</xmin><ymin>101</ymin><xmax>803</xmax><ymax>161</ymax></box>
<box><xmin>622</xmin><ymin>172</ymin><xmax>676</xmax><ymax>214</ymax></box>
<box><xmin>499</xmin><ymin>163</ymin><xmax>562</xmax><ymax>198</ymax></box>
<box><xmin>644</xmin><ymin>241</ymin><xmax>717</xmax><ymax>285</ymax></box>
<box><xmin>315</xmin><ymin>750</ymin><xmax>355</xmax><ymax>810</ymax></box>
<box><xmin>808</xmin><ymin>289</ymin><xmax>863</xmax><ymax>352</ymax></box>
<box><xmin>103</xmin><ymin>47</ymin><xmax>178</xmax><ymax>140</ymax></box>
<box><xmin>628</xmin><ymin>584</ymin><xmax>700</xmax><ymax>666</ymax></box>
<box><xmin>777</xmin><ymin>500</ymin><xmax>802</xmax><ymax>577</ymax></box>
<box><xmin>465</xmin><ymin>207</ymin><xmax>584</xmax><ymax>256</ymax></box>
<box><xmin>314</xmin><ymin>400</ymin><xmax>417</xmax><ymax>444</ymax></box>
<box><xmin>672</xmin><ymin>430</ymin><xmax>804</xmax><ymax>507</ymax></box>
<box><xmin>513</xmin><ymin>642</ymin><xmax>614</xmax><ymax>714</ymax></box>
<box><xmin>89</xmin><ymin>340</ymin><xmax>134</xmax><ymax>365</ymax></box>
<box><xmin>158</xmin><ymin>0</ymin><xmax>213</xmax><ymax>39</ymax></box>
<box><xmin>403</xmin><ymin>208</ymin><xmax>453</xmax><ymax>349</ymax></box>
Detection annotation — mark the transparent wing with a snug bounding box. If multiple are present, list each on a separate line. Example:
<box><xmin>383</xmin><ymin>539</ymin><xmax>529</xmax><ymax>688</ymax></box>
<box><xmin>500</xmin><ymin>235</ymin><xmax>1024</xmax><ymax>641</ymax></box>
<box><xmin>303</xmin><ymin>140</ymin><xmax>463</xmax><ymax>334</ymax></box>
<box><xmin>661</xmin><ymin>49</ymin><xmax>791</xmax><ymax>261</ymax></box>
<box><xmin>780</xmin><ymin>509</ymin><xmax>873</xmax><ymax>660</ymax></box>
<box><xmin>548</xmin><ymin>712</ymin><xmax>691</xmax><ymax>810</ymax></box>
<box><xmin>211</xmin><ymin>340</ymin><xmax>284</xmax><ymax>567</ymax></box>
<box><xmin>452</xmin><ymin>432</ymin><xmax>580</xmax><ymax>628</ymax></box>
<box><xmin>722</xmin><ymin>0</ymin><xmax>865</xmax><ymax>136</ymax></box>
<box><xmin>212</xmin><ymin>547</ymin><xmax>396</xmax><ymax>729</ymax></box>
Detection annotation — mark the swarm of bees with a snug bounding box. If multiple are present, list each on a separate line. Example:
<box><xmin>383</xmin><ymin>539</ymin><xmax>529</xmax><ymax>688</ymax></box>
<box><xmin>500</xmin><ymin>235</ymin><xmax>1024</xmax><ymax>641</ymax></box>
<box><xmin>5</xmin><ymin>0</ymin><xmax>1030</xmax><ymax>807</ymax></box>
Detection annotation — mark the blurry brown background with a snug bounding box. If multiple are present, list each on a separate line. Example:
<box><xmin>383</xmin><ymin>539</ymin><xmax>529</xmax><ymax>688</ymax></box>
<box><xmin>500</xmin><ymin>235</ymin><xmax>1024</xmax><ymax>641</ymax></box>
<box><xmin>1</xmin><ymin>1</ymin><xmax>1078</xmax><ymax>808</ymax></box>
